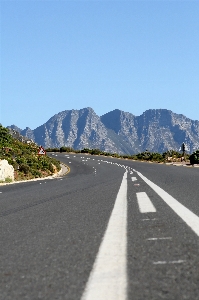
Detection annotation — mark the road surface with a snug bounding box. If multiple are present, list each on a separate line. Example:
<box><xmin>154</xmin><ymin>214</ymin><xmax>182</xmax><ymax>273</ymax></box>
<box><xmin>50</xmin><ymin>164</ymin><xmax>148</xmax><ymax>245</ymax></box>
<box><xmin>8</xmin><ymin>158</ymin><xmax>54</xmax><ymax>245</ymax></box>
<box><xmin>1</xmin><ymin>153</ymin><xmax>199</xmax><ymax>299</ymax></box>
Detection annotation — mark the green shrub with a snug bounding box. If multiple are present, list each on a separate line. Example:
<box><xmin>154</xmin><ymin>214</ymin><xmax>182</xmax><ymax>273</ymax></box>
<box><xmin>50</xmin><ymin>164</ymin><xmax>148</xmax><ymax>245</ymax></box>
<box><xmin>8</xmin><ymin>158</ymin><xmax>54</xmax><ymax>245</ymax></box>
<box><xmin>189</xmin><ymin>150</ymin><xmax>199</xmax><ymax>164</ymax></box>
<box><xmin>19</xmin><ymin>164</ymin><xmax>30</xmax><ymax>174</ymax></box>
<box><xmin>5</xmin><ymin>177</ymin><xmax>13</xmax><ymax>183</ymax></box>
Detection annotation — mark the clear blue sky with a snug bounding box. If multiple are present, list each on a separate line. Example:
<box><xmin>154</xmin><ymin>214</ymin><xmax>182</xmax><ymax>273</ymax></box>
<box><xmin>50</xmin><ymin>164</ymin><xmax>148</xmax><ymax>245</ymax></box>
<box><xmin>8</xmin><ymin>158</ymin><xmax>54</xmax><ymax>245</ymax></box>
<box><xmin>1</xmin><ymin>0</ymin><xmax>199</xmax><ymax>129</ymax></box>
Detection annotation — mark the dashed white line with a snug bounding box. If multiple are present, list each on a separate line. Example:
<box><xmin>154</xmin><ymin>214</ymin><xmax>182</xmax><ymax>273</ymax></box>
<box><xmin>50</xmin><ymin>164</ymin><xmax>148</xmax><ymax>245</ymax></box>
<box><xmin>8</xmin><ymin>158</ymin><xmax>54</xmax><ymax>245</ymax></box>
<box><xmin>136</xmin><ymin>192</ymin><xmax>156</xmax><ymax>213</ymax></box>
<box><xmin>153</xmin><ymin>260</ymin><xmax>185</xmax><ymax>265</ymax></box>
<box><xmin>147</xmin><ymin>237</ymin><xmax>172</xmax><ymax>241</ymax></box>
<box><xmin>142</xmin><ymin>218</ymin><xmax>157</xmax><ymax>221</ymax></box>
<box><xmin>136</xmin><ymin>171</ymin><xmax>199</xmax><ymax>237</ymax></box>
<box><xmin>131</xmin><ymin>177</ymin><xmax>137</xmax><ymax>181</ymax></box>
<box><xmin>81</xmin><ymin>171</ymin><xmax>128</xmax><ymax>300</ymax></box>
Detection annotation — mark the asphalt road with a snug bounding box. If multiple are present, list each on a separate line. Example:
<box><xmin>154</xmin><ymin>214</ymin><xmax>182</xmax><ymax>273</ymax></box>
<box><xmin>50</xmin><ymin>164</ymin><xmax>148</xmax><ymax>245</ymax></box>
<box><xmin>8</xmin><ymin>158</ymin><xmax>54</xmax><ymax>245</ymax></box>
<box><xmin>1</xmin><ymin>153</ymin><xmax>199</xmax><ymax>300</ymax></box>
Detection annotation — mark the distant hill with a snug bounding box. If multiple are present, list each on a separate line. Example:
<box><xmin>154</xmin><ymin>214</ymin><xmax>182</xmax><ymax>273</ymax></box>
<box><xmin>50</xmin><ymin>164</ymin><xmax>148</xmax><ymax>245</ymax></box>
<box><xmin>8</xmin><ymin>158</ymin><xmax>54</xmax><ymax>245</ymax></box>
<box><xmin>7</xmin><ymin>108</ymin><xmax>199</xmax><ymax>154</ymax></box>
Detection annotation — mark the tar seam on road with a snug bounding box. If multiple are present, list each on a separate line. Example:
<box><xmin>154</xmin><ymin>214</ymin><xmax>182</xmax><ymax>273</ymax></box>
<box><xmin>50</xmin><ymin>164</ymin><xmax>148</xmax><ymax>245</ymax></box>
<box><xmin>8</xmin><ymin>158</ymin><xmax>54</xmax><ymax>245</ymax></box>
<box><xmin>136</xmin><ymin>171</ymin><xmax>199</xmax><ymax>238</ymax></box>
<box><xmin>81</xmin><ymin>171</ymin><xmax>128</xmax><ymax>300</ymax></box>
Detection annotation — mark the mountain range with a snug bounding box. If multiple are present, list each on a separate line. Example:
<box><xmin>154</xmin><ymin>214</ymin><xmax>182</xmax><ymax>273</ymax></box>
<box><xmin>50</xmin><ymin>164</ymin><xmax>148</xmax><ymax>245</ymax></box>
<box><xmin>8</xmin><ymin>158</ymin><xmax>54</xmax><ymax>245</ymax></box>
<box><xmin>8</xmin><ymin>108</ymin><xmax>199</xmax><ymax>154</ymax></box>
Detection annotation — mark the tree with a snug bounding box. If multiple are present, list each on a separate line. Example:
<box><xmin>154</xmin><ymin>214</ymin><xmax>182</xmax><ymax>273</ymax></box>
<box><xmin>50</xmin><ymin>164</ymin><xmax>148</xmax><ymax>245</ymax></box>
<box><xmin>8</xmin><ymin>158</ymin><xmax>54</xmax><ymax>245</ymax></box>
<box><xmin>0</xmin><ymin>125</ymin><xmax>13</xmax><ymax>147</ymax></box>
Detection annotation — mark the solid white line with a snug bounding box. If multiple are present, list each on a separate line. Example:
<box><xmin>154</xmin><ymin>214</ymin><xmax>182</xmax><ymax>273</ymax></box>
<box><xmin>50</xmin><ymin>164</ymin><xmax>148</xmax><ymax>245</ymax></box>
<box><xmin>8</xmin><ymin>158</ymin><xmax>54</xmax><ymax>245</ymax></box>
<box><xmin>81</xmin><ymin>171</ymin><xmax>128</xmax><ymax>300</ymax></box>
<box><xmin>137</xmin><ymin>171</ymin><xmax>199</xmax><ymax>237</ymax></box>
<box><xmin>136</xmin><ymin>192</ymin><xmax>156</xmax><ymax>213</ymax></box>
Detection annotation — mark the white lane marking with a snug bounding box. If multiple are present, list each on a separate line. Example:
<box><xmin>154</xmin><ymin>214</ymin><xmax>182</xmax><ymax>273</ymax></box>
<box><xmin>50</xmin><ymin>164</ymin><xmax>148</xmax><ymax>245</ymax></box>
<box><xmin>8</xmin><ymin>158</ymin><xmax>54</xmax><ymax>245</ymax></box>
<box><xmin>136</xmin><ymin>192</ymin><xmax>156</xmax><ymax>213</ymax></box>
<box><xmin>142</xmin><ymin>218</ymin><xmax>157</xmax><ymax>221</ymax></box>
<box><xmin>131</xmin><ymin>177</ymin><xmax>137</xmax><ymax>181</ymax></box>
<box><xmin>147</xmin><ymin>237</ymin><xmax>172</xmax><ymax>240</ymax></box>
<box><xmin>153</xmin><ymin>260</ymin><xmax>185</xmax><ymax>265</ymax></box>
<box><xmin>137</xmin><ymin>171</ymin><xmax>199</xmax><ymax>237</ymax></box>
<box><xmin>81</xmin><ymin>171</ymin><xmax>128</xmax><ymax>300</ymax></box>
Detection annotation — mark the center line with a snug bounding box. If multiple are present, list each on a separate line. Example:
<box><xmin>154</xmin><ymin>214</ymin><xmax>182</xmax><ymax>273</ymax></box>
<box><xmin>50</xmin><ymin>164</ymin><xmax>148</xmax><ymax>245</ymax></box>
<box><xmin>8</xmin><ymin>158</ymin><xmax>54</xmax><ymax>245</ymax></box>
<box><xmin>81</xmin><ymin>171</ymin><xmax>128</xmax><ymax>300</ymax></box>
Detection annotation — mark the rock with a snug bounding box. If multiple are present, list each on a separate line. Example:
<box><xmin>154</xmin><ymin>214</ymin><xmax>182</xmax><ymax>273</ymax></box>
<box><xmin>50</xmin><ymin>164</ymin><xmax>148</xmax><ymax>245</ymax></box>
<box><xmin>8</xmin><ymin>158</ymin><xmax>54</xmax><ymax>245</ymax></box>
<box><xmin>0</xmin><ymin>160</ymin><xmax>14</xmax><ymax>182</ymax></box>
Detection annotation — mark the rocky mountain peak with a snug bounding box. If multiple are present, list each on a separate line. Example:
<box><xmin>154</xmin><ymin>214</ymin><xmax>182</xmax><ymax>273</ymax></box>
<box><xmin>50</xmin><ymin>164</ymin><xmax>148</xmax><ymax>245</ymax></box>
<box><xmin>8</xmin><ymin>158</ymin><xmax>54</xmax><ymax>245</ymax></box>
<box><xmin>7</xmin><ymin>108</ymin><xmax>199</xmax><ymax>154</ymax></box>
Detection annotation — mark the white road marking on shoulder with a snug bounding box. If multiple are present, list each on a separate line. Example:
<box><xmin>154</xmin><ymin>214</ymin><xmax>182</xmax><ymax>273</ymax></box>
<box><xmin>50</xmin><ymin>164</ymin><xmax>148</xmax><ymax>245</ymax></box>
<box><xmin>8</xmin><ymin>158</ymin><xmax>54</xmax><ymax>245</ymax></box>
<box><xmin>142</xmin><ymin>218</ymin><xmax>157</xmax><ymax>221</ymax></box>
<box><xmin>81</xmin><ymin>171</ymin><xmax>128</xmax><ymax>300</ymax></box>
<box><xmin>136</xmin><ymin>192</ymin><xmax>156</xmax><ymax>213</ymax></box>
<box><xmin>136</xmin><ymin>171</ymin><xmax>199</xmax><ymax>237</ymax></box>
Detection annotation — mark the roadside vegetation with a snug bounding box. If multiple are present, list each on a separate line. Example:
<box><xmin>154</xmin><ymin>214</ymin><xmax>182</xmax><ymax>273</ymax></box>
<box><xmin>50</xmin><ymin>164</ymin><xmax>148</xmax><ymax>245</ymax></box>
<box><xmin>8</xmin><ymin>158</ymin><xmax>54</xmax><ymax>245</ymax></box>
<box><xmin>46</xmin><ymin>146</ymin><xmax>191</xmax><ymax>164</ymax></box>
<box><xmin>1</xmin><ymin>121</ymin><xmax>195</xmax><ymax>184</ymax></box>
<box><xmin>189</xmin><ymin>150</ymin><xmax>199</xmax><ymax>164</ymax></box>
<box><xmin>0</xmin><ymin>125</ymin><xmax>61</xmax><ymax>181</ymax></box>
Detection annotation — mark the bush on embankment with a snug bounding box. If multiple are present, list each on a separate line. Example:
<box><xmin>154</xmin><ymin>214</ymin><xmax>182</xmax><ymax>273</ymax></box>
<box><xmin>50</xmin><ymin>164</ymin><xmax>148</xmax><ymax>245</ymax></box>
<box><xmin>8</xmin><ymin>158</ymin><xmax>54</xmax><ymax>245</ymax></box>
<box><xmin>0</xmin><ymin>125</ymin><xmax>61</xmax><ymax>181</ymax></box>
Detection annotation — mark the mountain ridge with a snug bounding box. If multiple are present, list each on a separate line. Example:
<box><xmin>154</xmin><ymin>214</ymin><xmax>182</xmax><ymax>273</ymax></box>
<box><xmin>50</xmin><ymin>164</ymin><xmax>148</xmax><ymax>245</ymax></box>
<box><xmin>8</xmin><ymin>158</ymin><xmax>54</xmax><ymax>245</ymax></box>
<box><xmin>7</xmin><ymin>108</ymin><xmax>199</xmax><ymax>154</ymax></box>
